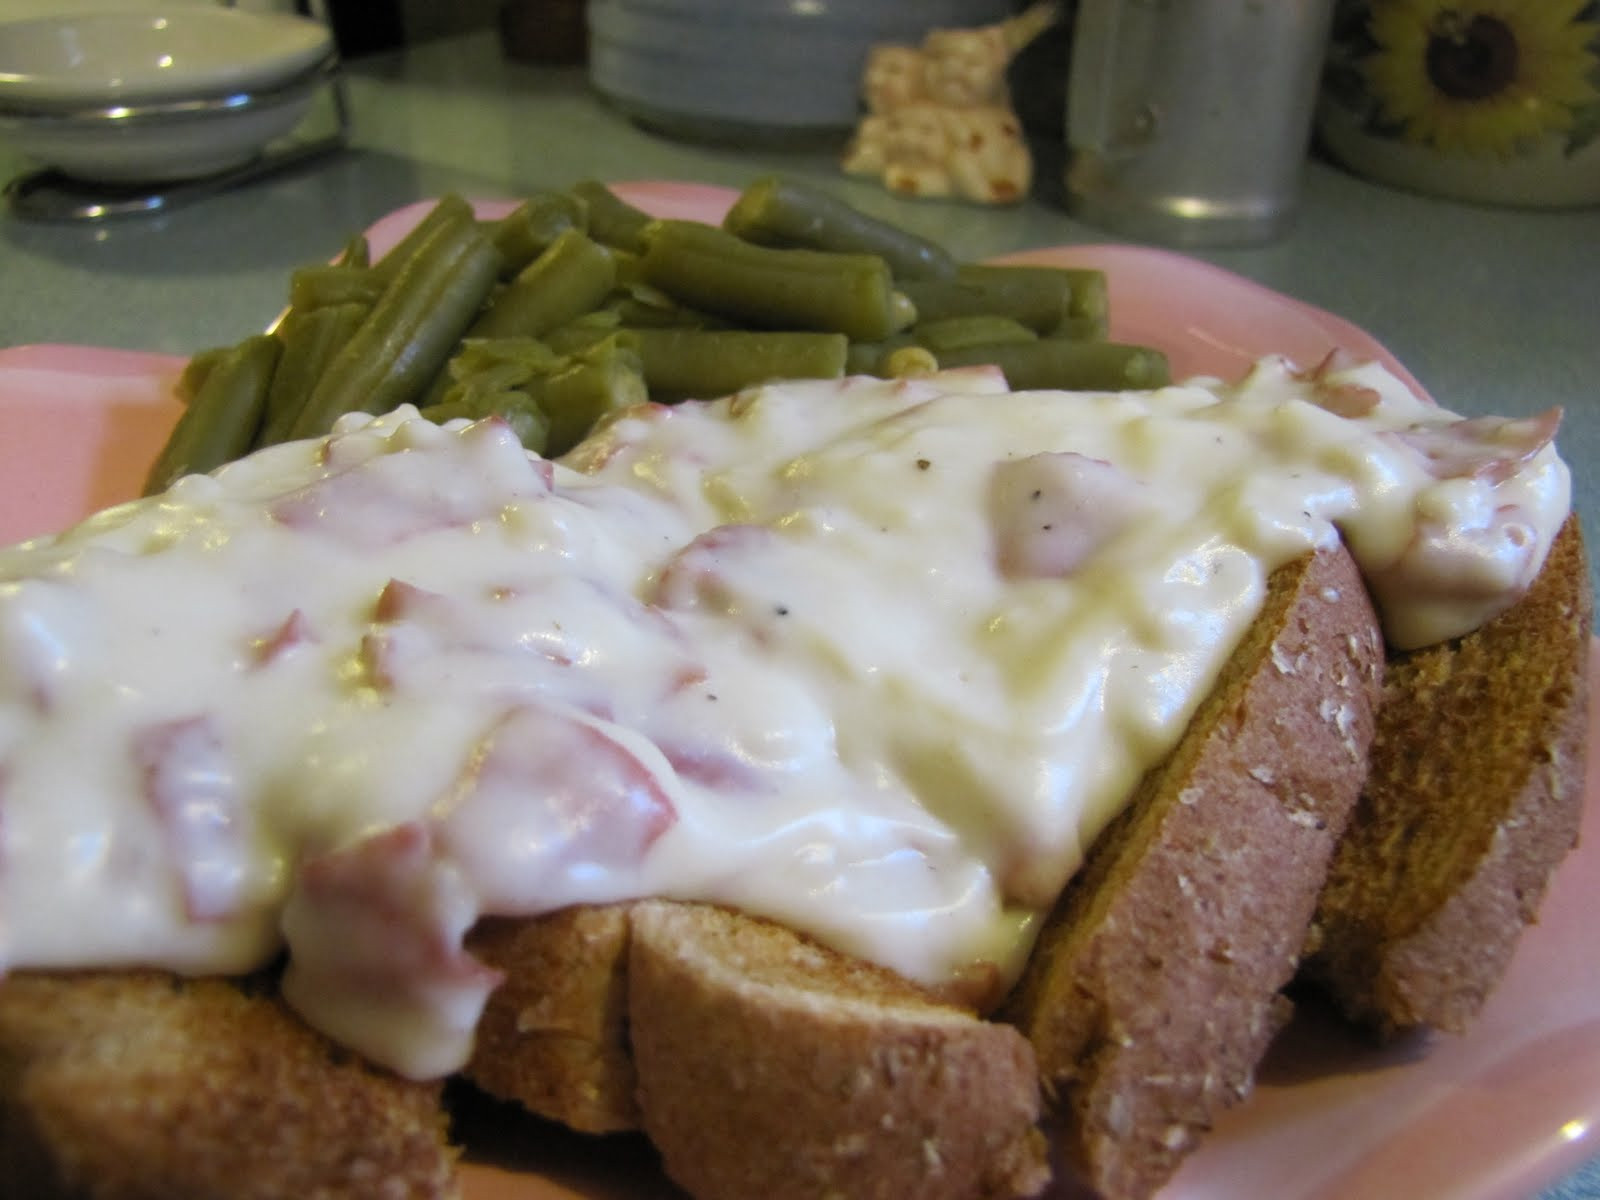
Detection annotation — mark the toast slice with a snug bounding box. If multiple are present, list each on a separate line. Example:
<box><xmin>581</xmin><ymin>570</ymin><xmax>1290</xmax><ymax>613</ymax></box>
<box><xmin>0</xmin><ymin>970</ymin><xmax>457</xmax><ymax>1200</ymax></box>
<box><xmin>1002</xmin><ymin>545</ymin><xmax>1386</xmax><ymax>1200</ymax></box>
<box><xmin>464</xmin><ymin>904</ymin><xmax>639</xmax><ymax>1133</ymax></box>
<box><xmin>1301</xmin><ymin>515</ymin><xmax>1592</xmax><ymax>1035</ymax></box>
<box><xmin>626</xmin><ymin>899</ymin><xmax>1050</xmax><ymax>1200</ymax></box>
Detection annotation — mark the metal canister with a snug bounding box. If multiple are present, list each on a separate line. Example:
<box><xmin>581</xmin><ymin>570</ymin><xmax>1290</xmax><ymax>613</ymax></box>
<box><xmin>1063</xmin><ymin>0</ymin><xmax>1337</xmax><ymax>246</ymax></box>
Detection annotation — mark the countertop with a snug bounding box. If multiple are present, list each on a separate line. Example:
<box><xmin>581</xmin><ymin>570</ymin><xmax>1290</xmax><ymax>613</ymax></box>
<box><xmin>1</xmin><ymin>26</ymin><xmax>1597</xmax><ymax>1200</ymax></box>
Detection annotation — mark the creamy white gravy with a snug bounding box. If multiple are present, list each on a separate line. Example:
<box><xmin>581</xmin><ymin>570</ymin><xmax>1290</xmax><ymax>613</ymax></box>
<box><xmin>0</xmin><ymin>357</ymin><xmax>1569</xmax><ymax>1078</ymax></box>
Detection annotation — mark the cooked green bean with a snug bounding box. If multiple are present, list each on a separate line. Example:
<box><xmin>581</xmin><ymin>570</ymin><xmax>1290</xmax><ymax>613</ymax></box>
<box><xmin>257</xmin><ymin>301</ymin><xmax>370</xmax><ymax>448</ymax></box>
<box><xmin>537</xmin><ymin>337</ymin><xmax>649</xmax><ymax>455</ymax></box>
<box><xmin>287</xmin><ymin>264</ymin><xmax>385</xmax><ymax>313</ymax></box>
<box><xmin>467</xmin><ymin>229</ymin><xmax>616</xmax><ymax>340</ymax></box>
<box><xmin>335</xmin><ymin>234</ymin><xmax>370</xmax><ymax>269</ymax></box>
<box><xmin>438</xmin><ymin>337</ymin><xmax>562</xmax><ymax>404</ymax></box>
<box><xmin>149</xmin><ymin>176</ymin><xmax>1179</xmax><ymax>494</ymax></box>
<box><xmin>144</xmin><ymin>334</ymin><xmax>281</xmax><ymax>495</ymax></box>
<box><xmin>431</xmin><ymin>335</ymin><xmax>644</xmax><ymax>455</ymax></box>
<box><xmin>175</xmin><ymin>345</ymin><xmax>230</xmax><ymax>405</ymax></box>
<box><xmin>630</xmin><ymin>328</ymin><xmax>848</xmax><ymax>399</ymax></box>
<box><xmin>602</xmin><ymin>278</ymin><xmax>723</xmax><ymax>330</ymax></box>
<box><xmin>845</xmin><ymin>340</ymin><xmax>889</xmax><ymax>376</ymax></box>
<box><xmin>421</xmin><ymin>390</ymin><xmax>552</xmax><ymax>453</ymax></box>
<box><xmin>965</xmin><ymin>263</ymin><xmax>1108</xmax><ymax>325</ymax></box>
<box><xmin>543</xmin><ymin>311</ymin><xmax>625</xmax><ymax>356</ymax></box>
<box><xmin>489</xmin><ymin>191</ymin><xmax>589</xmax><ymax>276</ymax></box>
<box><xmin>913</xmin><ymin>314</ymin><xmax>1037</xmax><ymax>354</ymax></box>
<box><xmin>287</xmin><ymin>214</ymin><xmax>502</xmax><ymax>440</ymax></box>
<box><xmin>369</xmin><ymin>193</ymin><xmax>476</xmax><ymax>284</ymax></box>
<box><xmin>722</xmin><ymin>175</ymin><xmax>957</xmax><ymax>281</ymax></box>
<box><xmin>900</xmin><ymin>264</ymin><xmax>1109</xmax><ymax>337</ymax></box>
<box><xmin>1053</xmin><ymin>314</ymin><xmax>1111</xmax><ymax>342</ymax></box>
<box><xmin>638</xmin><ymin>219</ymin><xmax>912</xmax><ymax>342</ymax></box>
<box><xmin>935</xmin><ymin>338</ymin><xmax>1170</xmax><ymax>391</ymax></box>
<box><xmin>570</xmin><ymin>180</ymin><xmax>653</xmax><ymax>253</ymax></box>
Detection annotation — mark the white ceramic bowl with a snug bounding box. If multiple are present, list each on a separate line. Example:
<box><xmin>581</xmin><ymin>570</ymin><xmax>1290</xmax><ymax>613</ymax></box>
<box><xmin>0</xmin><ymin>70</ymin><xmax>323</xmax><ymax>183</ymax></box>
<box><xmin>587</xmin><ymin>0</ymin><xmax>1015</xmax><ymax>141</ymax></box>
<box><xmin>0</xmin><ymin>8</ymin><xmax>333</xmax><ymax>109</ymax></box>
<box><xmin>0</xmin><ymin>9</ymin><xmax>333</xmax><ymax>184</ymax></box>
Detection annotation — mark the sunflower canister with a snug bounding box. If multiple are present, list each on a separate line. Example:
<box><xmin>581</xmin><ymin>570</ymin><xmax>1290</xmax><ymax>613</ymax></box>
<box><xmin>1318</xmin><ymin>0</ymin><xmax>1600</xmax><ymax>207</ymax></box>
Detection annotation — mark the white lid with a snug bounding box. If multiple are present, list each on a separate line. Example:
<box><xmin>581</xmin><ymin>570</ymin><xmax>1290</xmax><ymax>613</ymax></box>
<box><xmin>0</xmin><ymin>8</ymin><xmax>332</xmax><ymax>109</ymax></box>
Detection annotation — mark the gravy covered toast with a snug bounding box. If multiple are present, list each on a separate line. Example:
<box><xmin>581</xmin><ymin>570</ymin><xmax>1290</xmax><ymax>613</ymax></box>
<box><xmin>0</xmin><ymin>357</ymin><xmax>1584</xmax><ymax>1200</ymax></box>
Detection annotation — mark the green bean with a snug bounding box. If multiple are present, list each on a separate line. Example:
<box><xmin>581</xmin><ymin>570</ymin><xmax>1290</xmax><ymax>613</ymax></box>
<box><xmin>934</xmin><ymin>339</ymin><xmax>1170</xmax><ymax>391</ymax></box>
<box><xmin>570</xmin><ymin>180</ymin><xmax>653</xmax><ymax>253</ymax></box>
<box><xmin>439</xmin><ymin>337</ymin><xmax>562</xmax><ymax>405</ymax></box>
<box><xmin>1054</xmin><ymin>314</ymin><xmax>1111</xmax><ymax>342</ymax></box>
<box><xmin>287</xmin><ymin>214</ymin><xmax>502</xmax><ymax>440</ymax></box>
<box><xmin>543</xmin><ymin>310</ymin><xmax>625</xmax><ymax>356</ymax></box>
<box><xmin>722</xmin><ymin>175</ymin><xmax>958</xmax><ymax>281</ymax></box>
<box><xmin>257</xmin><ymin>301</ymin><xmax>370</xmax><ymax>448</ymax></box>
<box><xmin>900</xmin><ymin>264</ymin><xmax>1108</xmax><ymax>337</ymax></box>
<box><xmin>488</xmin><ymin>191</ymin><xmax>589</xmax><ymax>276</ymax></box>
<box><xmin>144</xmin><ymin>334</ymin><xmax>281</xmax><ymax>495</ymax></box>
<box><xmin>421</xmin><ymin>391</ymin><xmax>552</xmax><ymax>453</ymax></box>
<box><xmin>175</xmin><ymin>345</ymin><xmax>230</xmax><ymax>405</ymax></box>
<box><xmin>913</xmin><ymin>314</ymin><xmax>1037</xmax><ymax>354</ymax></box>
<box><xmin>842</xmin><ymin>331</ymin><xmax>920</xmax><ymax>375</ymax></box>
<box><xmin>370</xmin><ymin>193</ymin><xmax>476</xmax><ymax>284</ymax></box>
<box><xmin>602</xmin><ymin>278</ymin><xmax>724</xmax><ymax>330</ymax></box>
<box><xmin>638</xmin><ymin>219</ymin><xmax>912</xmax><ymax>342</ymax></box>
<box><xmin>467</xmin><ymin>229</ymin><xmax>617</xmax><ymax>340</ymax></box>
<box><xmin>630</xmin><ymin>328</ymin><xmax>848</xmax><ymax>400</ymax></box>
<box><xmin>287</xmin><ymin>264</ymin><xmax>385</xmax><ymax>313</ymax></box>
<box><xmin>537</xmin><ymin>337</ymin><xmax>649</xmax><ymax>455</ymax></box>
<box><xmin>845</xmin><ymin>340</ymin><xmax>888</xmax><ymax>376</ymax></box>
<box><xmin>335</xmin><ymin>234</ymin><xmax>370</xmax><ymax>269</ymax></box>
<box><xmin>965</xmin><ymin>263</ymin><xmax>1109</xmax><ymax>326</ymax></box>
<box><xmin>432</xmin><ymin>335</ymin><xmax>644</xmax><ymax>454</ymax></box>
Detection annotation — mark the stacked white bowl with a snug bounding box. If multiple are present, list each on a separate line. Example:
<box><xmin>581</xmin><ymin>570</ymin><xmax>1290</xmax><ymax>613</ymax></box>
<box><xmin>587</xmin><ymin>0</ymin><xmax>1017</xmax><ymax>144</ymax></box>
<box><xmin>0</xmin><ymin>6</ymin><xmax>335</xmax><ymax>184</ymax></box>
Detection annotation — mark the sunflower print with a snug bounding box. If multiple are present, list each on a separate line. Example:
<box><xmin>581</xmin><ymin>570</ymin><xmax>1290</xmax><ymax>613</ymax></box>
<box><xmin>1328</xmin><ymin>0</ymin><xmax>1600</xmax><ymax>159</ymax></box>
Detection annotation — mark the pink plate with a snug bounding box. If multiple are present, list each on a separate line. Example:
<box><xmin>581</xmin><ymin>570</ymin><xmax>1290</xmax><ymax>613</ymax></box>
<box><xmin>0</xmin><ymin>181</ymin><xmax>1593</xmax><ymax>1200</ymax></box>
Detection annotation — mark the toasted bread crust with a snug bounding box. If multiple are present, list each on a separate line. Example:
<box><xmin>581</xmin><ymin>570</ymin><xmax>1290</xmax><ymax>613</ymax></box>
<box><xmin>0</xmin><ymin>971</ymin><xmax>457</xmax><ymax>1200</ymax></box>
<box><xmin>1303</xmin><ymin>516</ymin><xmax>1592</xmax><ymax>1034</ymax></box>
<box><xmin>627</xmin><ymin>900</ymin><xmax>1050</xmax><ymax>1200</ymax></box>
<box><xmin>1004</xmin><ymin>547</ymin><xmax>1385</xmax><ymax>1200</ymax></box>
<box><xmin>464</xmin><ymin>904</ymin><xmax>639</xmax><ymax>1133</ymax></box>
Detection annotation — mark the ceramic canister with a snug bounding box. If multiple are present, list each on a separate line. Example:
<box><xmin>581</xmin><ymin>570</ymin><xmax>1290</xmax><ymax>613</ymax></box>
<box><xmin>1317</xmin><ymin>0</ymin><xmax>1600</xmax><ymax>208</ymax></box>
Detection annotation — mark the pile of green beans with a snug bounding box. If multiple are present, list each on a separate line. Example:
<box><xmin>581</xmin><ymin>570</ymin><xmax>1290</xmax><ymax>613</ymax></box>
<box><xmin>144</xmin><ymin>175</ymin><xmax>1170</xmax><ymax>495</ymax></box>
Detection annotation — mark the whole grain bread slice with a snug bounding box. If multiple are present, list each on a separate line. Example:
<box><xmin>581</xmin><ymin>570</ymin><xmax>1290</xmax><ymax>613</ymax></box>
<box><xmin>1301</xmin><ymin>515</ymin><xmax>1592</xmax><ymax>1035</ymax></box>
<box><xmin>464</xmin><ymin>904</ymin><xmax>639</xmax><ymax>1133</ymax></box>
<box><xmin>0</xmin><ymin>970</ymin><xmax>458</xmax><ymax>1200</ymax></box>
<box><xmin>1002</xmin><ymin>545</ymin><xmax>1386</xmax><ymax>1200</ymax></box>
<box><xmin>626</xmin><ymin>899</ymin><xmax>1051</xmax><ymax>1200</ymax></box>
